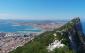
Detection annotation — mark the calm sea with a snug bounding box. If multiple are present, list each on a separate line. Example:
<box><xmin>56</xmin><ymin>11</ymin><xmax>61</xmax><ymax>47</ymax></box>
<box><xmin>81</xmin><ymin>19</ymin><xmax>85</xmax><ymax>34</ymax></box>
<box><xmin>0</xmin><ymin>20</ymin><xmax>41</xmax><ymax>33</ymax></box>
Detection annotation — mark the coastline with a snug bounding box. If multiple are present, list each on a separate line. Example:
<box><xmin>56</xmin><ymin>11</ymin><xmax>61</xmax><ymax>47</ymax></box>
<box><xmin>0</xmin><ymin>19</ymin><xmax>67</xmax><ymax>53</ymax></box>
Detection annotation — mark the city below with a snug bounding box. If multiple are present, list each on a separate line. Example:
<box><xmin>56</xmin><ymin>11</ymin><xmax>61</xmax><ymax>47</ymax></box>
<box><xmin>0</xmin><ymin>20</ymin><xmax>66</xmax><ymax>53</ymax></box>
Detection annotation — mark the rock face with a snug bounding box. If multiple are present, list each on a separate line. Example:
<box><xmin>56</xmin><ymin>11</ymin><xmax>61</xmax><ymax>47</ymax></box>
<box><xmin>57</xmin><ymin>17</ymin><xmax>85</xmax><ymax>53</ymax></box>
<box><xmin>9</xmin><ymin>17</ymin><xmax>85</xmax><ymax>53</ymax></box>
<box><xmin>67</xmin><ymin>19</ymin><xmax>84</xmax><ymax>53</ymax></box>
<box><xmin>68</xmin><ymin>18</ymin><xmax>85</xmax><ymax>53</ymax></box>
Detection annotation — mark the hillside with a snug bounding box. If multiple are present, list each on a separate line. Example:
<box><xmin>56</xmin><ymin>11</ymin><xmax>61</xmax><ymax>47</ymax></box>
<box><xmin>9</xmin><ymin>17</ymin><xmax>85</xmax><ymax>53</ymax></box>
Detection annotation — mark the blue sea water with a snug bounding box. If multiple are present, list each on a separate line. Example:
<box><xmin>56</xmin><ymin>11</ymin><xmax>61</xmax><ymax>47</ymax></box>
<box><xmin>80</xmin><ymin>19</ymin><xmax>85</xmax><ymax>34</ymax></box>
<box><xmin>0</xmin><ymin>20</ymin><xmax>41</xmax><ymax>32</ymax></box>
<box><xmin>1</xmin><ymin>19</ymin><xmax>84</xmax><ymax>33</ymax></box>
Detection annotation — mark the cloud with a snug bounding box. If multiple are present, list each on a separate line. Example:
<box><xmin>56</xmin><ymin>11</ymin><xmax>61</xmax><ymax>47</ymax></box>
<box><xmin>0</xmin><ymin>13</ymin><xmax>29</xmax><ymax>19</ymax></box>
<box><xmin>0</xmin><ymin>13</ymin><xmax>54</xmax><ymax>20</ymax></box>
<box><xmin>0</xmin><ymin>13</ymin><xmax>80</xmax><ymax>20</ymax></box>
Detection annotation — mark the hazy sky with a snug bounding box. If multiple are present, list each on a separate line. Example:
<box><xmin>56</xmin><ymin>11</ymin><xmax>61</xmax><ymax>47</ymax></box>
<box><xmin>0</xmin><ymin>0</ymin><xmax>85</xmax><ymax>20</ymax></box>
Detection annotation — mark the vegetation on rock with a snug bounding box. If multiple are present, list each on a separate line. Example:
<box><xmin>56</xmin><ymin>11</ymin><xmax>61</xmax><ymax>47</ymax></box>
<box><xmin>9</xmin><ymin>17</ymin><xmax>85</xmax><ymax>53</ymax></box>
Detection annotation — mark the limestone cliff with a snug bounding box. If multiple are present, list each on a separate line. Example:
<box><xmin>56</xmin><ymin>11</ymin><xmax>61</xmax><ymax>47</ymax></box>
<box><xmin>9</xmin><ymin>17</ymin><xmax>85</xmax><ymax>53</ymax></box>
<box><xmin>54</xmin><ymin>17</ymin><xmax>85</xmax><ymax>53</ymax></box>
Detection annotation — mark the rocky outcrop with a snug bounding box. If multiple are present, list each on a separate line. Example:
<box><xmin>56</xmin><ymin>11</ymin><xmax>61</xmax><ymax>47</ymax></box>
<box><xmin>55</xmin><ymin>17</ymin><xmax>85</xmax><ymax>53</ymax></box>
<box><xmin>9</xmin><ymin>17</ymin><xmax>85</xmax><ymax>53</ymax></box>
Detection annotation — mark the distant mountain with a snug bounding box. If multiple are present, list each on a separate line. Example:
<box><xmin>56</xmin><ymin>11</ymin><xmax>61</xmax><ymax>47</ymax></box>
<box><xmin>9</xmin><ymin>17</ymin><xmax>85</xmax><ymax>53</ymax></box>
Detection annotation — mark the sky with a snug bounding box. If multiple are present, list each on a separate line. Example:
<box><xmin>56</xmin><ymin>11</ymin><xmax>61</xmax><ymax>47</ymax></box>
<box><xmin>0</xmin><ymin>0</ymin><xmax>85</xmax><ymax>20</ymax></box>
